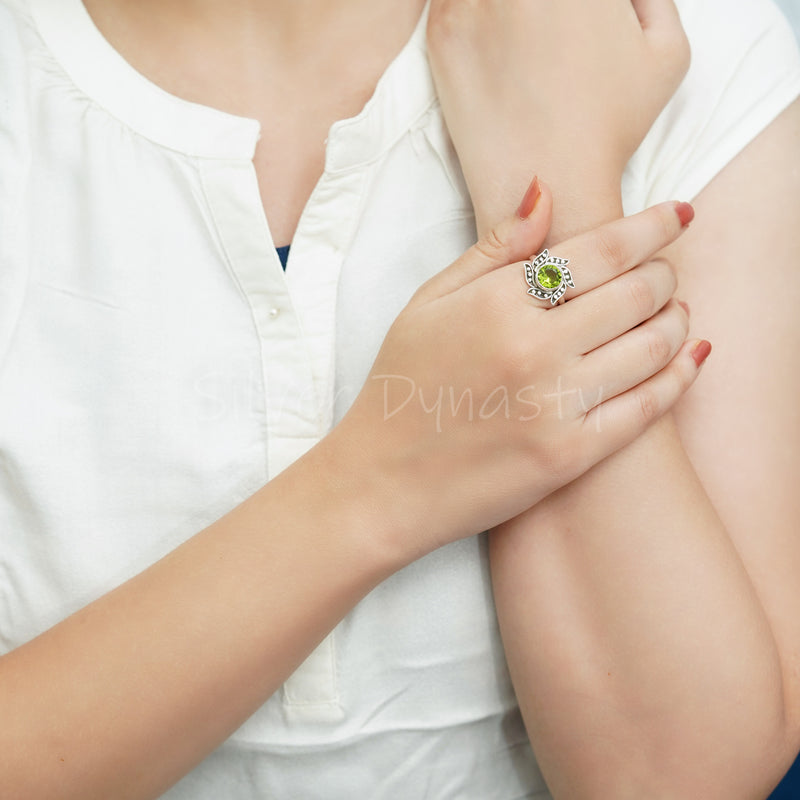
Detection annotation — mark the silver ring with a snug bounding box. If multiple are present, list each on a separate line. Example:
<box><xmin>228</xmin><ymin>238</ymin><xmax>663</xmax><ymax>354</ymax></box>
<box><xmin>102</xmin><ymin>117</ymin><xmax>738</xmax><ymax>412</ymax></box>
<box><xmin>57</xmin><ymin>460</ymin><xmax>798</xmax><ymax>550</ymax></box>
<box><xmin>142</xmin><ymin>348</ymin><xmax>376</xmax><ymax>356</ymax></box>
<box><xmin>524</xmin><ymin>249</ymin><xmax>575</xmax><ymax>305</ymax></box>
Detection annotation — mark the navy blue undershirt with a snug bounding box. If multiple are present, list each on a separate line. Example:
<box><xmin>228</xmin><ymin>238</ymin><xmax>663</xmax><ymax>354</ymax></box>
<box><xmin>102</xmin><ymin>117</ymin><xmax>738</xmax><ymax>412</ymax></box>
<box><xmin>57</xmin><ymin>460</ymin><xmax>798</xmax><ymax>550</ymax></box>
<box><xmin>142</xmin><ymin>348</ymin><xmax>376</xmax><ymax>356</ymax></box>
<box><xmin>276</xmin><ymin>244</ymin><xmax>290</xmax><ymax>270</ymax></box>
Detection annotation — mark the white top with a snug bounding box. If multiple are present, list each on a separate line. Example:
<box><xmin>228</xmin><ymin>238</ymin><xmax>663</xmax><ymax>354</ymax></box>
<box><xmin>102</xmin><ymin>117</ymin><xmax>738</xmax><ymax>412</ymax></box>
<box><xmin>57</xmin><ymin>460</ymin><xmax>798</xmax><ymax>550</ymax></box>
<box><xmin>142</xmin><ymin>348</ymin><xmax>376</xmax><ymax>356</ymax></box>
<box><xmin>1</xmin><ymin>0</ymin><xmax>798</xmax><ymax>797</ymax></box>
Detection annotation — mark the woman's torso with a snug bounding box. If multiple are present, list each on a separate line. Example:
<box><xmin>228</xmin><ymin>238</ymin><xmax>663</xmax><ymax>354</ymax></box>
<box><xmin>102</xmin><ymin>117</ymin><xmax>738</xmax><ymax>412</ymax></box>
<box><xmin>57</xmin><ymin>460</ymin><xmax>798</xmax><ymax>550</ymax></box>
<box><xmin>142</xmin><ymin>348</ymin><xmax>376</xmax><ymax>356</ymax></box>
<box><xmin>0</xmin><ymin>0</ymin><xmax>798</xmax><ymax>796</ymax></box>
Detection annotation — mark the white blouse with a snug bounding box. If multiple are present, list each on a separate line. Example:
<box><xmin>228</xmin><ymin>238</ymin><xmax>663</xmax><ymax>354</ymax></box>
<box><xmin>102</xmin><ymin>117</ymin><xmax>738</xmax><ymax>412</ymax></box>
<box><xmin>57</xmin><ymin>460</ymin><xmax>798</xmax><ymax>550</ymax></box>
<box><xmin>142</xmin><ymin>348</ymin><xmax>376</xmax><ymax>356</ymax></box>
<box><xmin>1</xmin><ymin>0</ymin><xmax>798</xmax><ymax>797</ymax></box>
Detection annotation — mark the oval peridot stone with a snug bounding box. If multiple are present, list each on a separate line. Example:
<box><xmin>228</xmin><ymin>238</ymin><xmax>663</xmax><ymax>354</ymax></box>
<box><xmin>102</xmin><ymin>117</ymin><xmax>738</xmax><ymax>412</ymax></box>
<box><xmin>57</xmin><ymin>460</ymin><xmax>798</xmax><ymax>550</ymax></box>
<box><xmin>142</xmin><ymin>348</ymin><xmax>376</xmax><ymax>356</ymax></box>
<box><xmin>537</xmin><ymin>264</ymin><xmax>562</xmax><ymax>290</ymax></box>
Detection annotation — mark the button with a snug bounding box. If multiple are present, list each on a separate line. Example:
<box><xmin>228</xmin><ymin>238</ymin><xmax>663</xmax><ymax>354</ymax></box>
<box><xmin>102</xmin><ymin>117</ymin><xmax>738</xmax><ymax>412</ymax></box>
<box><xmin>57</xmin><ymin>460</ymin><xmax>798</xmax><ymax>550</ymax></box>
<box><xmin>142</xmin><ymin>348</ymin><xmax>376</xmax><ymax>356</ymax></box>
<box><xmin>269</xmin><ymin>307</ymin><xmax>280</xmax><ymax>319</ymax></box>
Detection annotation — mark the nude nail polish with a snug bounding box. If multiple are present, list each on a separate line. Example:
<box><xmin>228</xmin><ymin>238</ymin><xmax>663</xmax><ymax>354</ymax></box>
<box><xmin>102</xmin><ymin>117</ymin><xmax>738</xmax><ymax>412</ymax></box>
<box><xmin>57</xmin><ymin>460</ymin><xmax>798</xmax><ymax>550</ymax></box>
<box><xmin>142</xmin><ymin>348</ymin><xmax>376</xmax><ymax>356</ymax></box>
<box><xmin>516</xmin><ymin>176</ymin><xmax>541</xmax><ymax>219</ymax></box>
<box><xmin>691</xmin><ymin>339</ymin><xmax>712</xmax><ymax>367</ymax></box>
<box><xmin>676</xmin><ymin>201</ymin><xmax>695</xmax><ymax>227</ymax></box>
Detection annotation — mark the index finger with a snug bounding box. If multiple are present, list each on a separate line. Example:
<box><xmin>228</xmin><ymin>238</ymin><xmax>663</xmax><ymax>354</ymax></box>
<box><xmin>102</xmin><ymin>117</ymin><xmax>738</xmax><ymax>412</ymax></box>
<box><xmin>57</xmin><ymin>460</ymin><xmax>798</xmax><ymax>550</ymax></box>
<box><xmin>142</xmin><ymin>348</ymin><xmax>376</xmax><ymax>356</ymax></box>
<box><xmin>533</xmin><ymin>200</ymin><xmax>694</xmax><ymax>303</ymax></box>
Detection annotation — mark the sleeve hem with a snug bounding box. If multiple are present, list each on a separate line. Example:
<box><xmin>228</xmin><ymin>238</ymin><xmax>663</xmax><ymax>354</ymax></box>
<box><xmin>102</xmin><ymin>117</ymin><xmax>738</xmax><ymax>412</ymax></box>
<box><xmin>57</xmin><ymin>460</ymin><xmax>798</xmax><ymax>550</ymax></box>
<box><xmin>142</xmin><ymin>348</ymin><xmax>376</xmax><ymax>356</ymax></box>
<box><xmin>664</xmin><ymin>70</ymin><xmax>800</xmax><ymax>203</ymax></box>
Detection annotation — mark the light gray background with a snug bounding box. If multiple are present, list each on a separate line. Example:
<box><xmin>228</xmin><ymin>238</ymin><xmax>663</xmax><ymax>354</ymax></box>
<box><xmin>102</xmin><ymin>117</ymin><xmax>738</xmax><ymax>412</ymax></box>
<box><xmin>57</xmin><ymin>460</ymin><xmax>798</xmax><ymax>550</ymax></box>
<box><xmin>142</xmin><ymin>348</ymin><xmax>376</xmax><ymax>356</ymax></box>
<box><xmin>775</xmin><ymin>0</ymin><xmax>800</xmax><ymax>41</ymax></box>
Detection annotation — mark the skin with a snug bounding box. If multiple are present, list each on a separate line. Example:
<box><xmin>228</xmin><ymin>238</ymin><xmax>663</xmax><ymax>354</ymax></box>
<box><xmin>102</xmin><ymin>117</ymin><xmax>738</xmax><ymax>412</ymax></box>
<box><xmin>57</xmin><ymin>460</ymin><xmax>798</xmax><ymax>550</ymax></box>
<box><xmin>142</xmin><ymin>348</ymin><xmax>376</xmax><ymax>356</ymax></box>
<box><xmin>0</xmin><ymin>2</ymin><xmax>708</xmax><ymax>797</ymax></box>
<box><xmin>428</xmin><ymin>0</ymin><xmax>800</xmax><ymax>796</ymax></box>
<box><xmin>0</xmin><ymin>200</ymin><xmax>702</xmax><ymax>800</ymax></box>
<box><xmin>82</xmin><ymin>0</ymin><xmax>428</xmax><ymax>245</ymax></box>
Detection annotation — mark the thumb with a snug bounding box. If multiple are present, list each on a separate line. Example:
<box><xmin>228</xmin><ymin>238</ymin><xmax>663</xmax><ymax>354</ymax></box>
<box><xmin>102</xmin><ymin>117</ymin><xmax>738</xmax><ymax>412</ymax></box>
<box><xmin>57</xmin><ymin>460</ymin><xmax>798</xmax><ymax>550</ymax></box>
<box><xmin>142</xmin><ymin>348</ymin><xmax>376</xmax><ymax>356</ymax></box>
<box><xmin>410</xmin><ymin>176</ymin><xmax>553</xmax><ymax>306</ymax></box>
<box><xmin>632</xmin><ymin>0</ymin><xmax>690</xmax><ymax>67</ymax></box>
<box><xmin>630</xmin><ymin>0</ymin><xmax>682</xmax><ymax>31</ymax></box>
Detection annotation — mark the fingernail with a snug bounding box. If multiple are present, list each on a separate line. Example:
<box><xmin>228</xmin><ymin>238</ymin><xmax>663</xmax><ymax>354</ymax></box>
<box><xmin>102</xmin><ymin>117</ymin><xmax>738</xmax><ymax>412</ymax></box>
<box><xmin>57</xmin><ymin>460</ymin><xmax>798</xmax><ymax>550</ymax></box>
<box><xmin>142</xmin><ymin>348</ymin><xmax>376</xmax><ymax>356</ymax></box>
<box><xmin>675</xmin><ymin>201</ymin><xmax>695</xmax><ymax>227</ymax></box>
<box><xmin>690</xmin><ymin>339</ymin><xmax>712</xmax><ymax>367</ymax></box>
<box><xmin>516</xmin><ymin>176</ymin><xmax>541</xmax><ymax>219</ymax></box>
<box><xmin>677</xmin><ymin>300</ymin><xmax>690</xmax><ymax>316</ymax></box>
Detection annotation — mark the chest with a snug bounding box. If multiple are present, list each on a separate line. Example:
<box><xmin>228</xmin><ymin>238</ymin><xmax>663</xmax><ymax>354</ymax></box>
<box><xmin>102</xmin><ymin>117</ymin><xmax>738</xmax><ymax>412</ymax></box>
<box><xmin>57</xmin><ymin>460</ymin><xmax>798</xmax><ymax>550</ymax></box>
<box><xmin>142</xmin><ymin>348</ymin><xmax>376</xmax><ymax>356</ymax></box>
<box><xmin>250</xmin><ymin>82</ymin><xmax>377</xmax><ymax>248</ymax></box>
<box><xmin>0</xmin><ymin>67</ymin><xmax>477</xmax><ymax>632</ymax></box>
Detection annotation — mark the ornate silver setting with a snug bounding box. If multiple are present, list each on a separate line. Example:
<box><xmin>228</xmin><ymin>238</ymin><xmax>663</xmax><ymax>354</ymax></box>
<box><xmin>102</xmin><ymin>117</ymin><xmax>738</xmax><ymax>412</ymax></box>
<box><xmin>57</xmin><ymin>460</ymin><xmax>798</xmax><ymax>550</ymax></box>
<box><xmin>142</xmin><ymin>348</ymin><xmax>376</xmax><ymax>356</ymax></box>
<box><xmin>524</xmin><ymin>249</ymin><xmax>575</xmax><ymax>305</ymax></box>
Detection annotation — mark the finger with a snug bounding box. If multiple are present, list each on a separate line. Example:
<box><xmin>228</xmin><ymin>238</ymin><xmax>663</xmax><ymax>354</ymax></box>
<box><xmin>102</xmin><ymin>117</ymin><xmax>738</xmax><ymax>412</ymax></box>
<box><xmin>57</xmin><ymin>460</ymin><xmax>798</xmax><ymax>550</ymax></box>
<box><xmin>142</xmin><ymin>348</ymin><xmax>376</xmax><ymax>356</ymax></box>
<box><xmin>409</xmin><ymin>177</ymin><xmax>553</xmax><ymax>307</ymax></box>
<box><xmin>578</xmin><ymin>337</ymin><xmax>710</xmax><ymax>465</ymax></box>
<box><xmin>630</xmin><ymin>0</ymin><xmax>682</xmax><ymax>33</ymax></box>
<box><xmin>632</xmin><ymin>0</ymin><xmax>691</xmax><ymax>75</ymax></box>
<box><xmin>543</xmin><ymin>200</ymin><xmax>693</xmax><ymax>303</ymax></box>
<box><xmin>563</xmin><ymin>258</ymin><xmax>678</xmax><ymax>354</ymax></box>
<box><xmin>575</xmin><ymin>299</ymin><xmax>689</xmax><ymax>408</ymax></box>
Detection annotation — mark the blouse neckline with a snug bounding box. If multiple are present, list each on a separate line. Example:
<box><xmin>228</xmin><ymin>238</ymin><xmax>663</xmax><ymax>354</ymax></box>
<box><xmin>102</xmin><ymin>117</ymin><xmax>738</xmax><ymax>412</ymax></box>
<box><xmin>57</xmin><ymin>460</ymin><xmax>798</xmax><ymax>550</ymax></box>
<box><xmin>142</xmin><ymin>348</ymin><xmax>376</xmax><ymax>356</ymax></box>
<box><xmin>28</xmin><ymin>0</ymin><xmax>434</xmax><ymax>166</ymax></box>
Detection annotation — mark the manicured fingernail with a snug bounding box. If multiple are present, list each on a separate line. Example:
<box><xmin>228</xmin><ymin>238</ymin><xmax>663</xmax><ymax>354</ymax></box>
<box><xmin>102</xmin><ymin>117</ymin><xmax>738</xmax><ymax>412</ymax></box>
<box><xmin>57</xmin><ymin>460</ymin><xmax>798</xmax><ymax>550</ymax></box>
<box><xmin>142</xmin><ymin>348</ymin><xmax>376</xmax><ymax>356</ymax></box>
<box><xmin>690</xmin><ymin>339</ymin><xmax>712</xmax><ymax>367</ymax></box>
<box><xmin>516</xmin><ymin>176</ymin><xmax>541</xmax><ymax>219</ymax></box>
<box><xmin>677</xmin><ymin>300</ymin><xmax>690</xmax><ymax>316</ymax></box>
<box><xmin>675</xmin><ymin>201</ymin><xmax>695</xmax><ymax>227</ymax></box>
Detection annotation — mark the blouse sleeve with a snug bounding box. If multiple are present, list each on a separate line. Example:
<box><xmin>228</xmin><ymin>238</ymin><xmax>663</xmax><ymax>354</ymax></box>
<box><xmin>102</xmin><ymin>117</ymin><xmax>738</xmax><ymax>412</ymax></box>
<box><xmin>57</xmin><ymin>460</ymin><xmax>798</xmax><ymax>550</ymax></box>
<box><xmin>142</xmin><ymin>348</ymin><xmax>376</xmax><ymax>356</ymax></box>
<box><xmin>0</xmin><ymin>1</ymin><xmax>34</xmax><ymax>371</ymax></box>
<box><xmin>622</xmin><ymin>0</ymin><xmax>800</xmax><ymax>212</ymax></box>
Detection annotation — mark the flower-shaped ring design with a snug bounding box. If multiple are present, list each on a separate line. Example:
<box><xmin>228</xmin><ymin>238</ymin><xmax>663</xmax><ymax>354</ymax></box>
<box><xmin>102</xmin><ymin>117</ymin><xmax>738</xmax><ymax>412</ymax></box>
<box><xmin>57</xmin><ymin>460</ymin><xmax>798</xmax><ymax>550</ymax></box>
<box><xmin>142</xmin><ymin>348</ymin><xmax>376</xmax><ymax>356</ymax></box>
<box><xmin>524</xmin><ymin>249</ymin><xmax>575</xmax><ymax>305</ymax></box>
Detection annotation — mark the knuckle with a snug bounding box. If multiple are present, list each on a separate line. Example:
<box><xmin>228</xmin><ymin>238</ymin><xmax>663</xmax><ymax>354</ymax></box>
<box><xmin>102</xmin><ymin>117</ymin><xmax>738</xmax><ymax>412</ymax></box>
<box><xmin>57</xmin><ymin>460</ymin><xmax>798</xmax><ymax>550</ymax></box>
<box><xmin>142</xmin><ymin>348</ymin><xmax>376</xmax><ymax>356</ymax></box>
<box><xmin>473</xmin><ymin>225</ymin><xmax>509</xmax><ymax>264</ymax></box>
<box><xmin>664</xmin><ymin>256</ymin><xmax>678</xmax><ymax>285</ymax></box>
<box><xmin>646</xmin><ymin>329</ymin><xmax>672</xmax><ymax>369</ymax></box>
<box><xmin>655</xmin><ymin>203</ymin><xmax>678</xmax><ymax>245</ymax></box>
<box><xmin>650</xmin><ymin>256</ymin><xmax>678</xmax><ymax>295</ymax></box>
<box><xmin>636</xmin><ymin>385</ymin><xmax>661</xmax><ymax>425</ymax></box>
<box><xmin>626</xmin><ymin>274</ymin><xmax>657</xmax><ymax>317</ymax></box>
<box><xmin>498</xmin><ymin>330</ymin><xmax>532</xmax><ymax>381</ymax></box>
<box><xmin>595</xmin><ymin>228</ymin><xmax>629</xmax><ymax>271</ymax></box>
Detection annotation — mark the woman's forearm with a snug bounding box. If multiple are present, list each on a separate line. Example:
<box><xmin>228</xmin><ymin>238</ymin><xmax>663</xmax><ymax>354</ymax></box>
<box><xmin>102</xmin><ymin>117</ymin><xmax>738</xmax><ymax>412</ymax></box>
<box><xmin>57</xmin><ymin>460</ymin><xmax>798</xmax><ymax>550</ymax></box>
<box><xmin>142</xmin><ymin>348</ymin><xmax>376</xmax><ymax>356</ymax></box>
<box><xmin>486</xmin><ymin>196</ymin><xmax>790</xmax><ymax>797</ymax></box>
<box><xmin>0</xmin><ymin>439</ymin><xmax>401</xmax><ymax>800</ymax></box>
<box><xmin>490</xmin><ymin>418</ymin><xmax>788</xmax><ymax>799</ymax></box>
<box><xmin>487</xmin><ymin>115</ymin><xmax>800</xmax><ymax>799</ymax></box>
<box><xmin>482</xmin><ymin>176</ymin><xmax>783</xmax><ymax>794</ymax></box>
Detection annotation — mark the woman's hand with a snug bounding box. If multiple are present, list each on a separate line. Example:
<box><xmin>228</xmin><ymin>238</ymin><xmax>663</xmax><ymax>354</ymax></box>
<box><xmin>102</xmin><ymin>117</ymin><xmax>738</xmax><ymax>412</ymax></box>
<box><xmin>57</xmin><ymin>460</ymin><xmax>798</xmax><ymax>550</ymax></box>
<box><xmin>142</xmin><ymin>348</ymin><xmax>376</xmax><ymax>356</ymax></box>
<box><xmin>427</xmin><ymin>0</ymin><xmax>691</xmax><ymax>234</ymax></box>
<box><xmin>330</xmin><ymin>182</ymin><xmax>704</xmax><ymax>561</ymax></box>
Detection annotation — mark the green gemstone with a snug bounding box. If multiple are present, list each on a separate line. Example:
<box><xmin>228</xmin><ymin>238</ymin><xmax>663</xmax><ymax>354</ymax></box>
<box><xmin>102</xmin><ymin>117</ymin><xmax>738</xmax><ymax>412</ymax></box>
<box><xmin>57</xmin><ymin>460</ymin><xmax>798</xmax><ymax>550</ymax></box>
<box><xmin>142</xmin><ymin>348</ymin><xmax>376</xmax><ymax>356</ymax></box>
<box><xmin>537</xmin><ymin>264</ymin><xmax>562</xmax><ymax>290</ymax></box>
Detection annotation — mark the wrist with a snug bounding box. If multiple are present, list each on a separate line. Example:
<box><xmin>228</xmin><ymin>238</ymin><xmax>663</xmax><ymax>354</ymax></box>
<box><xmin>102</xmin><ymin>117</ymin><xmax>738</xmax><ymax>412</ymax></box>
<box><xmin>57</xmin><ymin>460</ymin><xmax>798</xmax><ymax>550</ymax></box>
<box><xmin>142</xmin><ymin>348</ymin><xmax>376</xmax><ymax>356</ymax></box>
<box><xmin>466</xmin><ymin>151</ymin><xmax>624</xmax><ymax>241</ymax></box>
<box><xmin>540</xmin><ymin>170</ymin><xmax>624</xmax><ymax>242</ymax></box>
<box><xmin>300</xmin><ymin>423</ymin><xmax>428</xmax><ymax>580</ymax></box>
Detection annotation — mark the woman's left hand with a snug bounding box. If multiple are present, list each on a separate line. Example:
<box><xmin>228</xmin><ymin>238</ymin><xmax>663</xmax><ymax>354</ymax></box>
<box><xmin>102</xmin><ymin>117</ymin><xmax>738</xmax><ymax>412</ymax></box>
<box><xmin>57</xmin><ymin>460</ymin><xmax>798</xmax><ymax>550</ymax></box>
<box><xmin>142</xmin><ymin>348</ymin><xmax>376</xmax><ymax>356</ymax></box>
<box><xmin>427</xmin><ymin>0</ymin><xmax>690</xmax><ymax>234</ymax></box>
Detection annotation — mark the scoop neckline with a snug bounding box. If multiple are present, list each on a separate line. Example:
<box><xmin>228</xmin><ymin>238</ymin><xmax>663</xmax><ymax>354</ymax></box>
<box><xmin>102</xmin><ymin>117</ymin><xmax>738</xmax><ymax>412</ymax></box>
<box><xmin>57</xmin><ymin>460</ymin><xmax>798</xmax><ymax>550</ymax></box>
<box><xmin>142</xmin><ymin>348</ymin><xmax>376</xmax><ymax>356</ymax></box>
<box><xmin>28</xmin><ymin>0</ymin><xmax>433</xmax><ymax>164</ymax></box>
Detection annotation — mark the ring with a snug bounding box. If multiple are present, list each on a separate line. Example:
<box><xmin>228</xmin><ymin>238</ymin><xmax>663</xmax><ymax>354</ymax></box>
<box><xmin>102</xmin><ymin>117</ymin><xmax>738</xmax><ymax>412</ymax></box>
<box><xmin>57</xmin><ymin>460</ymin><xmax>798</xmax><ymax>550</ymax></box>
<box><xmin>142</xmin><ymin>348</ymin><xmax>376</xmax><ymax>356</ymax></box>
<box><xmin>524</xmin><ymin>249</ymin><xmax>575</xmax><ymax>305</ymax></box>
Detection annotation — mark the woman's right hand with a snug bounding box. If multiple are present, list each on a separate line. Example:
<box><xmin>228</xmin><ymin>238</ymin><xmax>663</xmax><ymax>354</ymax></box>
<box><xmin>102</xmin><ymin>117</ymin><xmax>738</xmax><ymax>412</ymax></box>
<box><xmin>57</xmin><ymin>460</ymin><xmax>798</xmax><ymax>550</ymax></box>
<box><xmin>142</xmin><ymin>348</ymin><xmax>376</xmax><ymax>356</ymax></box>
<box><xmin>427</xmin><ymin>0</ymin><xmax>691</xmax><ymax>236</ymax></box>
<box><xmin>330</xmin><ymin>181</ymin><xmax>704</xmax><ymax>559</ymax></box>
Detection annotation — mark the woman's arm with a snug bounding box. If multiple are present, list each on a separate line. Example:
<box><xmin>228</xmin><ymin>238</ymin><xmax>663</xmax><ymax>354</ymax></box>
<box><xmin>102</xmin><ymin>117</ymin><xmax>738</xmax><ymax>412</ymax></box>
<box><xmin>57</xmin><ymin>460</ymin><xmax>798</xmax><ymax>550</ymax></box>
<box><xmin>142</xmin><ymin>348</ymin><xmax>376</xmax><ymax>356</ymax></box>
<box><xmin>1</xmin><ymin>440</ymin><xmax>396</xmax><ymax>800</ymax></box>
<box><xmin>430</xmin><ymin>1</ymin><xmax>800</xmax><ymax>795</ymax></box>
<box><xmin>491</xmin><ymin>96</ymin><xmax>800</xmax><ymax>800</ymax></box>
<box><xmin>428</xmin><ymin>0</ymin><xmax>690</xmax><ymax>241</ymax></box>
<box><xmin>0</xmin><ymin>200</ymin><xmax>700</xmax><ymax>800</ymax></box>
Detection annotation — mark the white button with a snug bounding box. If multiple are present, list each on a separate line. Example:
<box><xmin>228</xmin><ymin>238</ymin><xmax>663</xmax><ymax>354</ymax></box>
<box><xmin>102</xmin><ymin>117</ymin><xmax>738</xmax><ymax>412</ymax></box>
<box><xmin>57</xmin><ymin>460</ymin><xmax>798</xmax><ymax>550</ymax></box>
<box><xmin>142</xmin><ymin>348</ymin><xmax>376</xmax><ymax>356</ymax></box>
<box><xmin>269</xmin><ymin>307</ymin><xmax>280</xmax><ymax>319</ymax></box>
